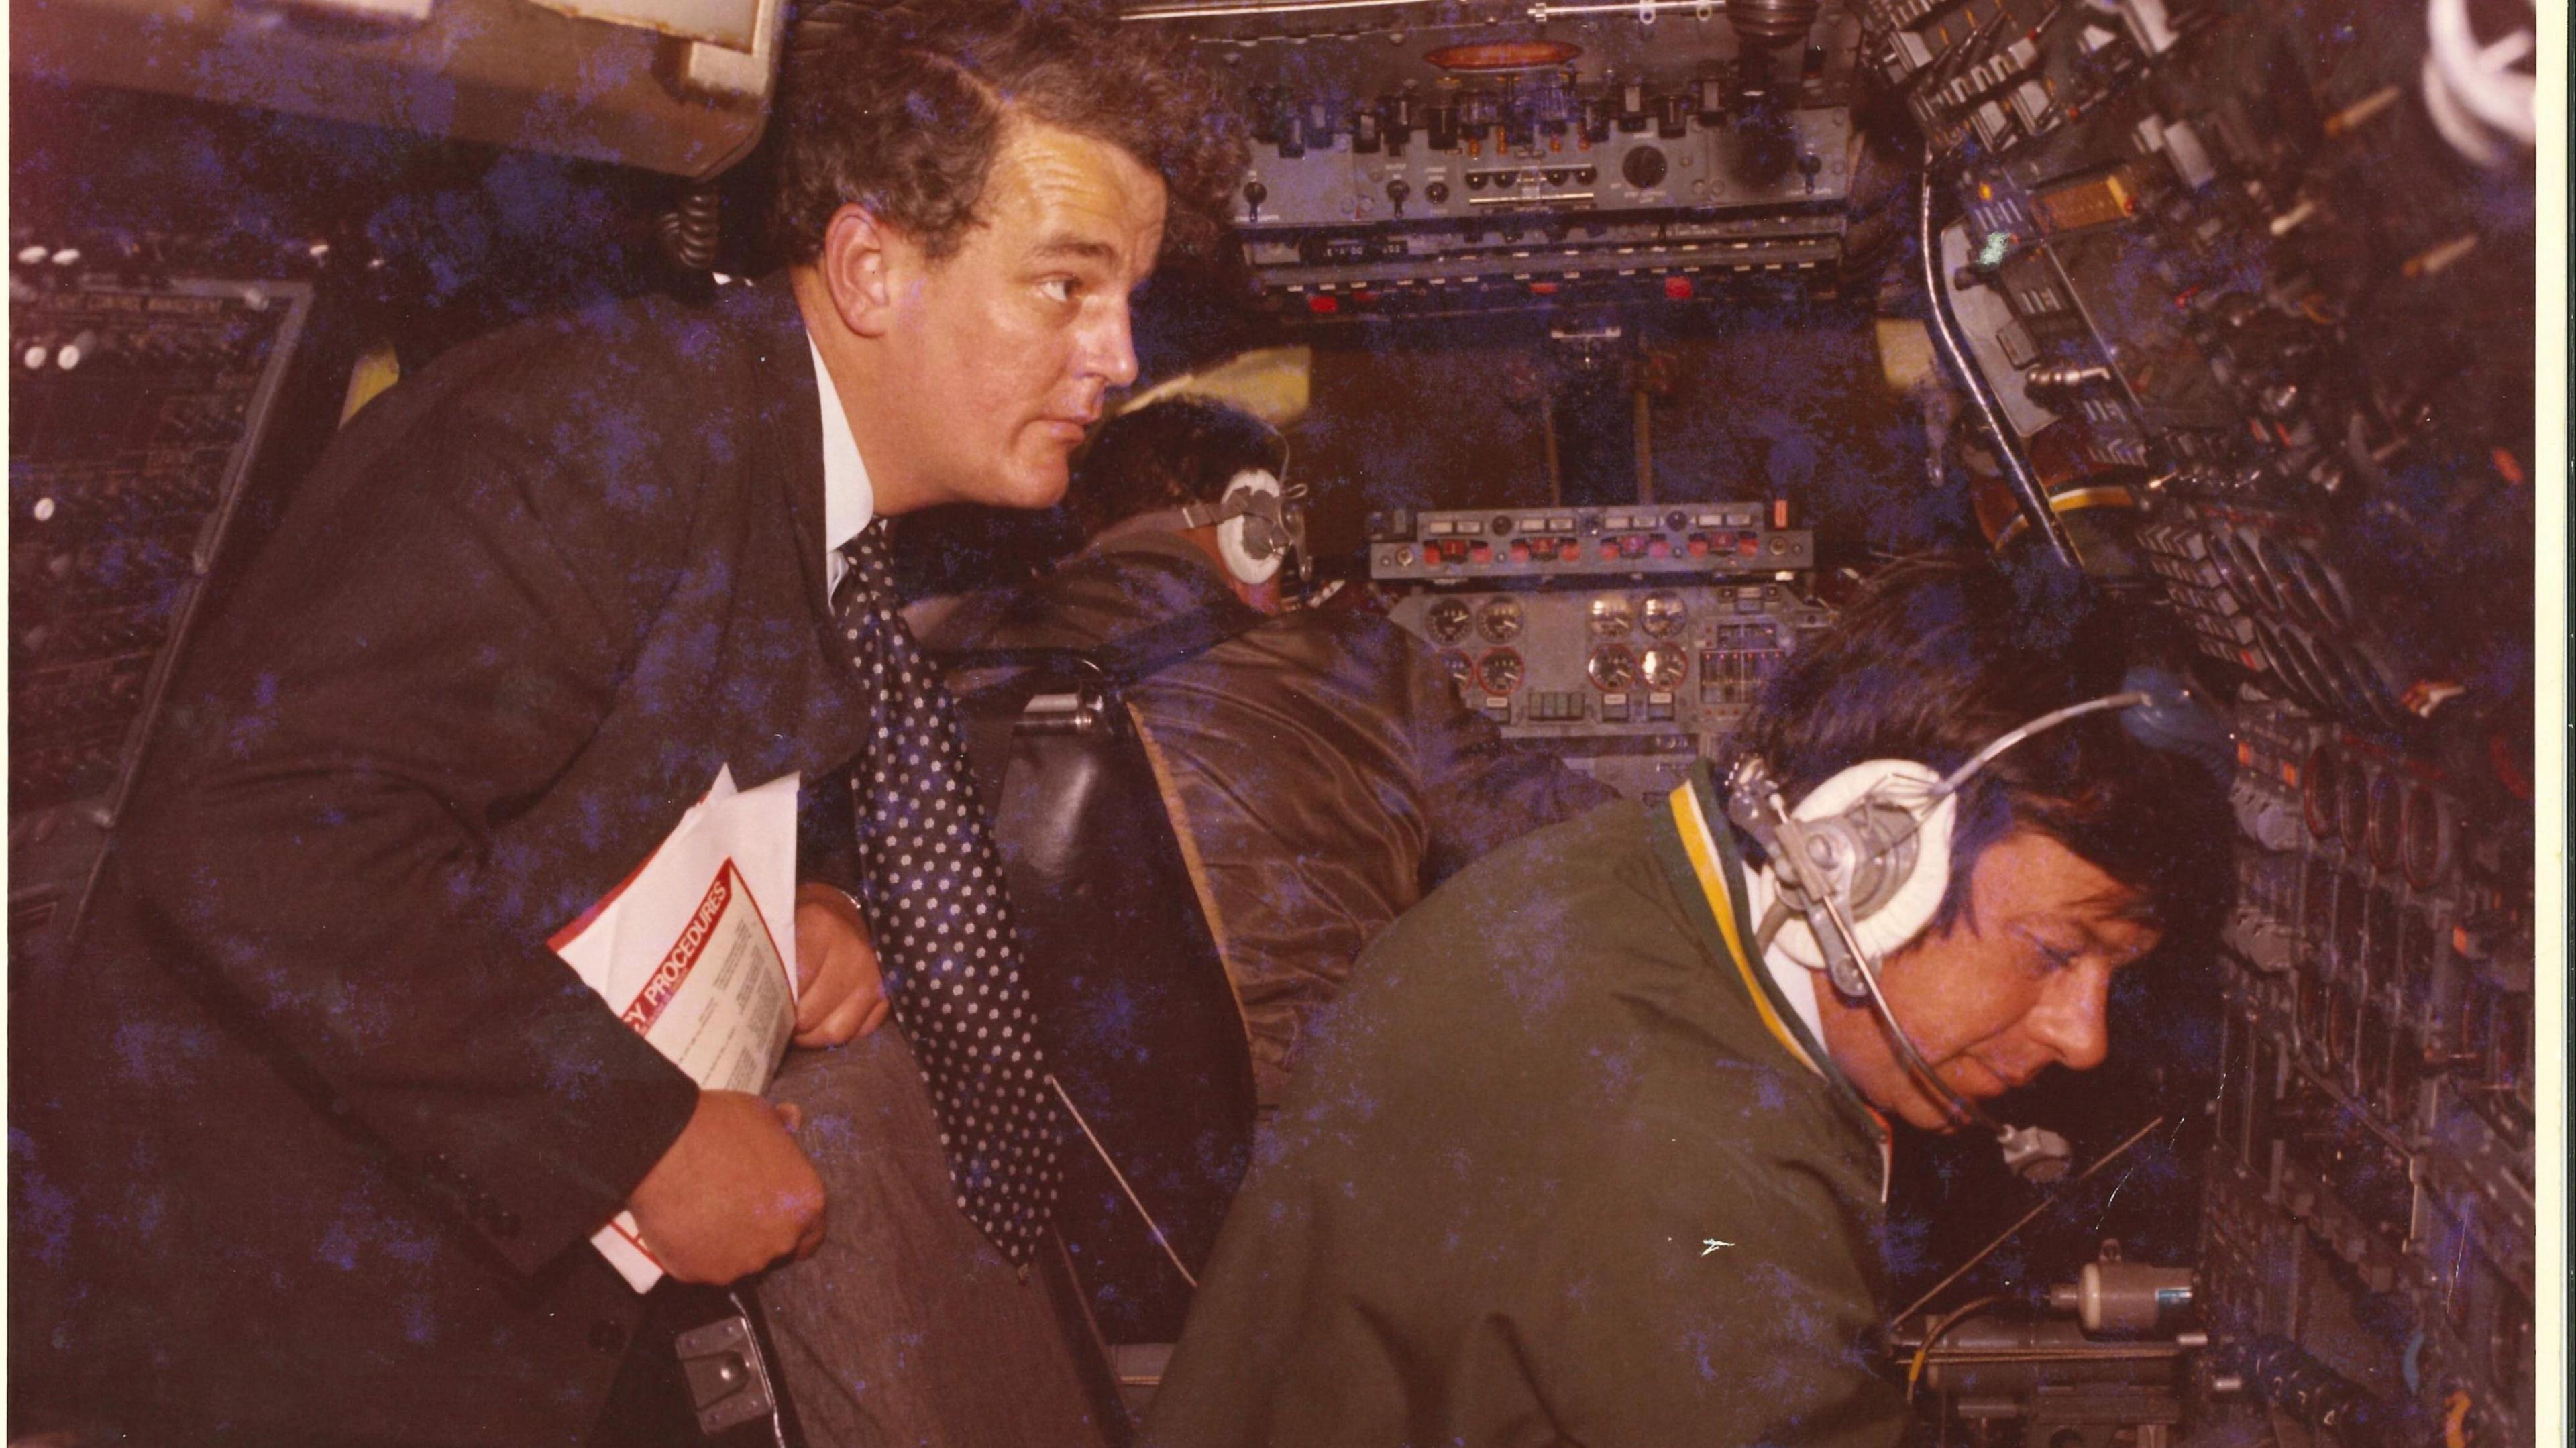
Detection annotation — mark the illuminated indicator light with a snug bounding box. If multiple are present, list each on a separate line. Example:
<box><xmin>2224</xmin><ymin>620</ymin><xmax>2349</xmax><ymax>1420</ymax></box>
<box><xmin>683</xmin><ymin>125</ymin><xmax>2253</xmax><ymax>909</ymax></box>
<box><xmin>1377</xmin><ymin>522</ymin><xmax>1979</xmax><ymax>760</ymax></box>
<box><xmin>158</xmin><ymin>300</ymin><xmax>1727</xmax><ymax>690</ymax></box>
<box><xmin>1978</xmin><ymin>231</ymin><xmax>2013</xmax><ymax>267</ymax></box>
<box><xmin>1424</xmin><ymin>40</ymin><xmax>1582</xmax><ymax>70</ymax></box>
<box><xmin>1646</xmin><ymin>538</ymin><xmax>1669</xmax><ymax>559</ymax></box>
<box><xmin>2491</xmin><ymin>447</ymin><xmax>2524</xmax><ymax>486</ymax></box>
<box><xmin>1686</xmin><ymin>537</ymin><xmax>1708</xmax><ymax>557</ymax></box>
<box><xmin>1737</xmin><ymin>532</ymin><xmax>1758</xmax><ymax>556</ymax></box>
<box><xmin>1307</xmin><ymin>295</ymin><xmax>1340</xmax><ymax>315</ymax></box>
<box><xmin>2237</xmin><ymin>741</ymin><xmax>2254</xmax><ymax>767</ymax></box>
<box><xmin>1772</xmin><ymin>499</ymin><xmax>1788</xmax><ymax>528</ymax></box>
<box><xmin>2281</xmin><ymin>763</ymin><xmax>2300</xmax><ymax>786</ymax></box>
<box><xmin>1977</xmin><ymin>183</ymin><xmax>1993</xmax><ymax>201</ymax></box>
<box><xmin>1509</xmin><ymin>542</ymin><xmax>1530</xmax><ymax>562</ymax></box>
<box><xmin>1530</xmin><ymin>282</ymin><xmax>1560</xmax><ymax>296</ymax></box>
<box><xmin>1353</xmin><ymin>290</ymin><xmax>1379</xmax><ymax>304</ymax></box>
<box><xmin>1599</xmin><ymin>542</ymin><xmax>1619</xmax><ymax>561</ymax></box>
<box><xmin>1664</xmin><ymin>276</ymin><xmax>1694</xmax><ymax>301</ymax></box>
<box><xmin>1470</xmin><ymin>542</ymin><xmax>1493</xmax><ymax>563</ymax></box>
<box><xmin>2453</xmin><ymin>926</ymin><xmax>2470</xmax><ymax>954</ymax></box>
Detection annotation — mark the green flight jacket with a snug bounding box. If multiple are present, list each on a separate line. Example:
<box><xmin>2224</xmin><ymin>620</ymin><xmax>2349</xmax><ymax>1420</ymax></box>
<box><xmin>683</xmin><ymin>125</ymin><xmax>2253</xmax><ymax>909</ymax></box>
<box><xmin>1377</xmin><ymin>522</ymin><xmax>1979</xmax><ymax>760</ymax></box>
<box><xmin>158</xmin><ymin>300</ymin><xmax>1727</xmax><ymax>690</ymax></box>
<box><xmin>1141</xmin><ymin>771</ymin><xmax>1904</xmax><ymax>1448</ymax></box>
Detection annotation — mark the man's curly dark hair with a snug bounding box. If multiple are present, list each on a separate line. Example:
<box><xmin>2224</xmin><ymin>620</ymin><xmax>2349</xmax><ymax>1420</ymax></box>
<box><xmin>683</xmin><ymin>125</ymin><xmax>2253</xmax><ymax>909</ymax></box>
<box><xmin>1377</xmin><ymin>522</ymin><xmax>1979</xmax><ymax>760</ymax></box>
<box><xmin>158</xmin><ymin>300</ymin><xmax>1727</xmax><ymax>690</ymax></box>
<box><xmin>771</xmin><ymin>1</ymin><xmax>1248</xmax><ymax>264</ymax></box>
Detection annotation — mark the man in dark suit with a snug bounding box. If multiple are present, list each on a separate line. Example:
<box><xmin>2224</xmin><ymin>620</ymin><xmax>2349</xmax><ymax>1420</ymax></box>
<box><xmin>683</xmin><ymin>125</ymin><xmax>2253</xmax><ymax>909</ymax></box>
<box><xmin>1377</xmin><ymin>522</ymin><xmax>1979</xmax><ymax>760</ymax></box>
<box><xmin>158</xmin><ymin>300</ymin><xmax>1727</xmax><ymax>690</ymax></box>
<box><xmin>5</xmin><ymin>5</ymin><xmax>1241</xmax><ymax>1444</ymax></box>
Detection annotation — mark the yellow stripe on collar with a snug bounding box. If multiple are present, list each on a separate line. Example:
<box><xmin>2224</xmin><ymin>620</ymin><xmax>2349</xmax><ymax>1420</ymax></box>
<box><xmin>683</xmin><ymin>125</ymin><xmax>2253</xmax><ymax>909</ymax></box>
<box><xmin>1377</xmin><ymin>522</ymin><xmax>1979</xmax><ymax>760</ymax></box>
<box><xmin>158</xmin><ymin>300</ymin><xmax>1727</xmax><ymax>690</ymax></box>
<box><xmin>1666</xmin><ymin>779</ymin><xmax>1824</xmax><ymax>1080</ymax></box>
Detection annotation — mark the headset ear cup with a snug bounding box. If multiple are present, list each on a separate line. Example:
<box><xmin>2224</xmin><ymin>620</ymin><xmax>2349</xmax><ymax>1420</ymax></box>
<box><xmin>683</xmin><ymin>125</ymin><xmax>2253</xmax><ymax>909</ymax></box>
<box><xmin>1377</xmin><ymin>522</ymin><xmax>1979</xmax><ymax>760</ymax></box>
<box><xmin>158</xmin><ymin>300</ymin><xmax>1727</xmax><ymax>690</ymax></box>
<box><xmin>1212</xmin><ymin>469</ymin><xmax>1285</xmax><ymax>587</ymax></box>
<box><xmin>1852</xmin><ymin>786</ymin><xmax>1953</xmax><ymax>959</ymax></box>
<box><xmin>1761</xmin><ymin>759</ymin><xmax>1955</xmax><ymax>971</ymax></box>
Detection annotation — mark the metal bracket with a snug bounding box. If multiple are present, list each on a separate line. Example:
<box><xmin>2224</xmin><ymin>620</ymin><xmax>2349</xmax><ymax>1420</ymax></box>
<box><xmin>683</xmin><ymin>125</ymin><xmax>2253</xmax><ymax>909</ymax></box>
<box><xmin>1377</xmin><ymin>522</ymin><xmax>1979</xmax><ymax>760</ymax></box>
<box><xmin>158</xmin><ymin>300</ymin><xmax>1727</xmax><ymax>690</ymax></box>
<box><xmin>674</xmin><ymin>1311</ymin><xmax>779</xmax><ymax>1437</ymax></box>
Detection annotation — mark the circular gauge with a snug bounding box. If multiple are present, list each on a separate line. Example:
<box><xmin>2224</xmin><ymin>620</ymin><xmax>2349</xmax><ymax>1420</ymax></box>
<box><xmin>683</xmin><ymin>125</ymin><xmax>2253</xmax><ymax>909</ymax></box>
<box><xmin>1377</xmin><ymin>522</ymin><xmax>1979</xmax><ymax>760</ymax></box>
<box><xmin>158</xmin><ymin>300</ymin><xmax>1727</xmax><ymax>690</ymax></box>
<box><xmin>2337</xmin><ymin>756</ymin><xmax>2372</xmax><ymax>855</ymax></box>
<box><xmin>2365</xmin><ymin>769</ymin><xmax>2403</xmax><ymax>869</ymax></box>
<box><xmin>1436</xmin><ymin>648</ymin><xmax>1476</xmax><ymax>696</ymax></box>
<box><xmin>1639</xmin><ymin>645</ymin><xmax>1688</xmax><ymax>689</ymax></box>
<box><xmin>2259</xmin><ymin>620</ymin><xmax>2336</xmax><ymax>717</ymax></box>
<box><xmin>2251</xmin><ymin>530</ymin><xmax>2326</xmax><ymax>630</ymax></box>
<box><xmin>2400</xmin><ymin>782</ymin><xmax>2453</xmax><ymax>887</ymax></box>
<box><xmin>2302</xmin><ymin>743</ymin><xmax>2341</xmax><ymax>840</ymax></box>
<box><xmin>1426</xmin><ymin>597</ymin><xmax>1474</xmax><ymax>644</ymax></box>
<box><xmin>1587</xmin><ymin>594</ymin><xmax>1635</xmax><ymax>639</ymax></box>
<box><xmin>2216</xmin><ymin>527</ymin><xmax>2282</xmax><ymax>616</ymax></box>
<box><xmin>2282</xmin><ymin>541</ymin><xmax>2353</xmax><ymax>630</ymax></box>
<box><xmin>1477</xmin><ymin>596</ymin><xmax>1524</xmax><ymax>645</ymax></box>
<box><xmin>1640</xmin><ymin>590</ymin><xmax>1688</xmax><ymax>640</ymax></box>
<box><xmin>2305</xmin><ymin>634</ymin><xmax>2398</xmax><ymax>732</ymax></box>
<box><xmin>1587</xmin><ymin>643</ymin><xmax>1638</xmax><ymax>691</ymax></box>
<box><xmin>1476</xmin><ymin>647</ymin><xmax>1525</xmax><ymax>694</ymax></box>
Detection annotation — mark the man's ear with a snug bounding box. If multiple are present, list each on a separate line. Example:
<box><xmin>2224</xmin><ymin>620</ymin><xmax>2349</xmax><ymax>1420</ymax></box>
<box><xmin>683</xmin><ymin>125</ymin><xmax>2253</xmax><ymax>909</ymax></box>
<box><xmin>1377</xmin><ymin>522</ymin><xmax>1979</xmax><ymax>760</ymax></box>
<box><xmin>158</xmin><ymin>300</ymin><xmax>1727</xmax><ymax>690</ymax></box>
<box><xmin>816</xmin><ymin>203</ymin><xmax>903</xmax><ymax>339</ymax></box>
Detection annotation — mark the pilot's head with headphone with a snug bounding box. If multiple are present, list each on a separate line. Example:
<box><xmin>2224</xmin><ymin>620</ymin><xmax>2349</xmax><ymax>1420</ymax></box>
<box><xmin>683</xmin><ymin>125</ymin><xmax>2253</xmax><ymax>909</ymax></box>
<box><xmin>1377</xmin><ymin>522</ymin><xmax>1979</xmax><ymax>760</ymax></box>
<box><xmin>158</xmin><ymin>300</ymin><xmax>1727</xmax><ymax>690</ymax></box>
<box><xmin>1066</xmin><ymin>396</ymin><xmax>1305</xmax><ymax>613</ymax></box>
<box><xmin>1721</xmin><ymin>557</ymin><xmax>2231</xmax><ymax>1155</ymax></box>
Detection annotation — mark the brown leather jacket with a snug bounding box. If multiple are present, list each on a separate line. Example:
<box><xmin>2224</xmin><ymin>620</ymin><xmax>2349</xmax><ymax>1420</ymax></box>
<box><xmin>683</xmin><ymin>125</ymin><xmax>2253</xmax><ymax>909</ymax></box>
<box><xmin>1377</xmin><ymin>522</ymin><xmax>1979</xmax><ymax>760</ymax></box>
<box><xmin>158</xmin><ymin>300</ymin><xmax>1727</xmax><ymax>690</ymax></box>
<box><xmin>923</xmin><ymin>534</ymin><xmax>1619</xmax><ymax>1107</ymax></box>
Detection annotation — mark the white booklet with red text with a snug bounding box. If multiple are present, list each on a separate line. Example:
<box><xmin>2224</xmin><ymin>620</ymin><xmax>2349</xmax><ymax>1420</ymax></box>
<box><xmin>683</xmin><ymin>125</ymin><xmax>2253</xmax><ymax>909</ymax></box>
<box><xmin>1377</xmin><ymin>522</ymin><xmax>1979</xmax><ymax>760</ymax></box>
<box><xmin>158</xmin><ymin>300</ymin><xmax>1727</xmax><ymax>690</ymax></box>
<box><xmin>549</xmin><ymin>767</ymin><xmax>802</xmax><ymax>1292</ymax></box>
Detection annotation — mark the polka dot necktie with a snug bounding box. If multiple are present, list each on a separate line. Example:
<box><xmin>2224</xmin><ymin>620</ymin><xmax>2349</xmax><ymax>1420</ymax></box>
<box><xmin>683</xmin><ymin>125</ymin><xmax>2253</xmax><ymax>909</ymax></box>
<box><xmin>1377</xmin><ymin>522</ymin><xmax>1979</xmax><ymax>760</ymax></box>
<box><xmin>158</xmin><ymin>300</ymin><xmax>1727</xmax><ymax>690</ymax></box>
<box><xmin>833</xmin><ymin>520</ymin><xmax>1063</xmax><ymax>1262</ymax></box>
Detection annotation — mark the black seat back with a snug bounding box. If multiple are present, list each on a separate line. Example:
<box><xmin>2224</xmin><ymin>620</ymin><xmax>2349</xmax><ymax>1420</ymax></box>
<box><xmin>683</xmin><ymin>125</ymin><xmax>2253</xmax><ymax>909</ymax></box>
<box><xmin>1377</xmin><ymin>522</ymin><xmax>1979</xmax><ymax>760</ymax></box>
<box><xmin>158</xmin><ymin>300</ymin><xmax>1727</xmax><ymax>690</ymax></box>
<box><xmin>943</xmin><ymin>647</ymin><xmax>1257</xmax><ymax>1345</ymax></box>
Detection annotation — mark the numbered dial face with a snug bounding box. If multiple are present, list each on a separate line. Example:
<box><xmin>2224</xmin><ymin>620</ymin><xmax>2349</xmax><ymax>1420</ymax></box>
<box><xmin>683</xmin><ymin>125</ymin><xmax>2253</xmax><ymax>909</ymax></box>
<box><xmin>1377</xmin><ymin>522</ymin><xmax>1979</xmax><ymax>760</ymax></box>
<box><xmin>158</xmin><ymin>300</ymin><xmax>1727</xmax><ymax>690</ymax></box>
<box><xmin>1639</xmin><ymin>645</ymin><xmax>1688</xmax><ymax>689</ymax></box>
<box><xmin>1427</xmin><ymin>598</ymin><xmax>1474</xmax><ymax>644</ymax></box>
<box><xmin>1640</xmin><ymin>590</ymin><xmax>1688</xmax><ymax>640</ymax></box>
<box><xmin>1587</xmin><ymin>594</ymin><xmax>1635</xmax><ymax>638</ymax></box>
<box><xmin>1477</xmin><ymin>648</ymin><xmax>1525</xmax><ymax>694</ymax></box>
<box><xmin>1478</xmin><ymin>597</ymin><xmax>1524</xmax><ymax>645</ymax></box>
<box><xmin>2400</xmin><ymin>783</ymin><xmax>2453</xmax><ymax>887</ymax></box>
<box><xmin>1437</xmin><ymin>649</ymin><xmax>1476</xmax><ymax>696</ymax></box>
<box><xmin>1587</xmin><ymin>643</ymin><xmax>1638</xmax><ymax>691</ymax></box>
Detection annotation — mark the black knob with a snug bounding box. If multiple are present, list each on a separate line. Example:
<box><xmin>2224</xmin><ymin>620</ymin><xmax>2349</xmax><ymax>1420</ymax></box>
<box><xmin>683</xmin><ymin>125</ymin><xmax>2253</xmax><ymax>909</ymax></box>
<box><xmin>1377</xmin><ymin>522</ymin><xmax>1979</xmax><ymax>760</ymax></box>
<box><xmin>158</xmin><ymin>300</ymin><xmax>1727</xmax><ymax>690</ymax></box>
<box><xmin>1492</xmin><ymin>514</ymin><xmax>1515</xmax><ymax>536</ymax></box>
<box><xmin>1244</xmin><ymin>181</ymin><xmax>1268</xmax><ymax>218</ymax></box>
<box><xmin>1425</xmin><ymin>180</ymin><xmax>1451</xmax><ymax>205</ymax></box>
<box><xmin>1622</xmin><ymin>145</ymin><xmax>1668</xmax><ymax>190</ymax></box>
<box><xmin>1385</xmin><ymin>179</ymin><xmax>1410</xmax><ymax>215</ymax></box>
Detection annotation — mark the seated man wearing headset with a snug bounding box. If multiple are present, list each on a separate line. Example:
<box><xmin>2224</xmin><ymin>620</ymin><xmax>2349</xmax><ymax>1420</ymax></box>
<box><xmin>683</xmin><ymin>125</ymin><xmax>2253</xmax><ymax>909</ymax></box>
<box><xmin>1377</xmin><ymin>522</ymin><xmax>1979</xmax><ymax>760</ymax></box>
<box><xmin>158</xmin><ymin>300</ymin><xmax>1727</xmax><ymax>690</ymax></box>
<box><xmin>1138</xmin><ymin>555</ymin><xmax>2233</xmax><ymax>1447</ymax></box>
<box><xmin>921</xmin><ymin>396</ymin><xmax>1616</xmax><ymax>1110</ymax></box>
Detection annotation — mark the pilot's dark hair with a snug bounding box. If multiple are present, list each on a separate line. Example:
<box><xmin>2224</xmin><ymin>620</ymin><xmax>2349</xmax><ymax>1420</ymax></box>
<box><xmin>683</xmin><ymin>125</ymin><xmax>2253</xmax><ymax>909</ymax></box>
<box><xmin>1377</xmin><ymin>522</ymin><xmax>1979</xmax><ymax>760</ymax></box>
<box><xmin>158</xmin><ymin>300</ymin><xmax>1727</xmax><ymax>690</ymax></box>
<box><xmin>1066</xmin><ymin>396</ymin><xmax>1288</xmax><ymax>539</ymax></box>
<box><xmin>1723</xmin><ymin>555</ymin><xmax>2231</xmax><ymax>956</ymax></box>
<box><xmin>771</xmin><ymin>1</ymin><xmax>1246</xmax><ymax>263</ymax></box>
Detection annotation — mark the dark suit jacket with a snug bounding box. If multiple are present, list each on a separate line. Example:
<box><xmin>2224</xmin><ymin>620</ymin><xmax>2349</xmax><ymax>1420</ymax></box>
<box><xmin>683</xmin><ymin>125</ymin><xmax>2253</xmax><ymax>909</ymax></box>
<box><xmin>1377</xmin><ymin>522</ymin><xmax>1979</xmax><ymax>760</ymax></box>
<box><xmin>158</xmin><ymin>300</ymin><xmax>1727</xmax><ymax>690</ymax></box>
<box><xmin>8</xmin><ymin>280</ymin><xmax>875</xmax><ymax>1444</ymax></box>
<box><xmin>922</xmin><ymin>537</ymin><xmax>1617</xmax><ymax>1107</ymax></box>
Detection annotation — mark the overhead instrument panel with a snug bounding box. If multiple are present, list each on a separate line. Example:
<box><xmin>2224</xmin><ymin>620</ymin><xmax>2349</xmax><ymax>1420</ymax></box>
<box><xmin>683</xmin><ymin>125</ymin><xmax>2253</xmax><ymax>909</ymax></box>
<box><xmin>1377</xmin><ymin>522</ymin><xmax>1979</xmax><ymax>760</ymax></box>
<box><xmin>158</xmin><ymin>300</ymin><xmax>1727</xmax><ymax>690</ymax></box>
<box><xmin>10</xmin><ymin>0</ymin><xmax>784</xmax><ymax>178</ymax></box>
<box><xmin>1371</xmin><ymin>502</ymin><xmax>1828</xmax><ymax>802</ymax></box>
<box><xmin>1124</xmin><ymin>0</ymin><xmax>1864</xmax><ymax>317</ymax></box>
<box><xmin>1882</xmin><ymin>1</ymin><xmax>2538</xmax><ymax>1446</ymax></box>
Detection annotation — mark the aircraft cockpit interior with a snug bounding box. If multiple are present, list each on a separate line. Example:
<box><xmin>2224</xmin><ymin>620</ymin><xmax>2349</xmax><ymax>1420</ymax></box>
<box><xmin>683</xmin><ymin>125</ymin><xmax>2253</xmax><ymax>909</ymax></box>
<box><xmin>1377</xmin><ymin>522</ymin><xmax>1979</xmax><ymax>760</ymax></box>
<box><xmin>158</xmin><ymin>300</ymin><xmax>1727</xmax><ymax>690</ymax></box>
<box><xmin>7</xmin><ymin>1</ymin><xmax>2554</xmax><ymax>1445</ymax></box>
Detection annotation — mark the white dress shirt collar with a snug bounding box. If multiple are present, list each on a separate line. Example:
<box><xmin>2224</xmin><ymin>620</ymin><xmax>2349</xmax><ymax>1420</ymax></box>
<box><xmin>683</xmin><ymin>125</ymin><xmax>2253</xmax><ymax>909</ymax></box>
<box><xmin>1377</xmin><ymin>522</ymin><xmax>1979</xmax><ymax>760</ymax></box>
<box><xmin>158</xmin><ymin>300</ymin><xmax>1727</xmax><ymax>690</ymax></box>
<box><xmin>809</xmin><ymin>336</ymin><xmax>874</xmax><ymax>592</ymax></box>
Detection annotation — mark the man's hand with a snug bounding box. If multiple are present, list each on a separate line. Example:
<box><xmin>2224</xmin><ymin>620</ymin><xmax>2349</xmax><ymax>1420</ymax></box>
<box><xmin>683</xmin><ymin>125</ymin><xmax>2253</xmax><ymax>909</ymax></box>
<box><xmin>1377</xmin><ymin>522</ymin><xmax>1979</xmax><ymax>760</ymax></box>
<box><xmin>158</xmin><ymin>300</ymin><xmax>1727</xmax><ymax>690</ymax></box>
<box><xmin>626</xmin><ymin>1089</ymin><xmax>826</xmax><ymax>1284</ymax></box>
<box><xmin>793</xmin><ymin>882</ymin><xmax>890</xmax><ymax>1047</ymax></box>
